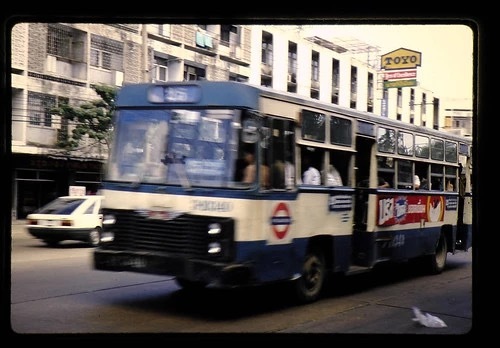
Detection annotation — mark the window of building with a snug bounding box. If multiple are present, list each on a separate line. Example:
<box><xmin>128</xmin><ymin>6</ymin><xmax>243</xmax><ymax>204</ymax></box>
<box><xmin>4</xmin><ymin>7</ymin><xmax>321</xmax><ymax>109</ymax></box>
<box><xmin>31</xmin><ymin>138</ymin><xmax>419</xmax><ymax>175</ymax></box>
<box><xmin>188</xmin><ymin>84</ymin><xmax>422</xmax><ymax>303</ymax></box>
<box><xmin>220</xmin><ymin>25</ymin><xmax>239</xmax><ymax>46</ymax></box>
<box><xmin>154</xmin><ymin>56</ymin><xmax>169</xmax><ymax>82</ymax></box>
<box><xmin>28</xmin><ymin>92</ymin><xmax>56</xmax><ymax>127</ymax></box>
<box><xmin>157</xmin><ymin>24</ymin><xmax>171</xmax><ymax>37</ymax></box>
<box><xmin>410</xmin><ymin>88</ymin><xmax>415</xmax><ymax>111</ymax></box>
<box><xmin>184</xmin><ymin>65</ymin><xmax>205</xmax><ymax>81</ymax></box>
<box><xmin>261</xmin><ymin>31</ymin><xmax>273</xmax><ymax>65</ymax></box>
<box><xmin>90</xmin><ymin>35</ymin><xmax>123</xmax><ymax>71</ymax></box>
<box><xmin>350</xmin><ymin>66</ymin><xmax>357</xmax><ymax>94</ymax></box>
<box><xmin>47</xmin><ymin>24</ymin><xmax>72</xmax><ymax>59</ymax></box>
<box><xmin>368</xmin><ymin>72</ymin><xmax>374</xmax><ymax>112</ymax></box>
<box><xmin>311</xmin><ymin>51</ymin><xmax>319</xmax><ymax>82</ymax></box>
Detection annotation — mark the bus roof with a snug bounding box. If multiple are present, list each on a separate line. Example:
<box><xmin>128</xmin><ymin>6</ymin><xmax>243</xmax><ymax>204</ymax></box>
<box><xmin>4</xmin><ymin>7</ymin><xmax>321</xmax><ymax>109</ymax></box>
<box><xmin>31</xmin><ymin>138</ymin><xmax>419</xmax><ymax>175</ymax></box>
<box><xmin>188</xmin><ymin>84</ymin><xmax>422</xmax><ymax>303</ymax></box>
<box><xmin>115</xmin><ymin>81</ymin><xmax>472</xmax><ymax>146</ymax></box>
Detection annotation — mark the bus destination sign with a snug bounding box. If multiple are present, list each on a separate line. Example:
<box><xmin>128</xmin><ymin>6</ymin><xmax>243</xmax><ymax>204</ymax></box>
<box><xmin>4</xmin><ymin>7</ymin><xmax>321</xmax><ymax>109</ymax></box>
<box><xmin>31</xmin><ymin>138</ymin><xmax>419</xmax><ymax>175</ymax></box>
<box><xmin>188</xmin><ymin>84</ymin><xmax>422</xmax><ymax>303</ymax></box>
<box><xmin>148</xmin><ymin>85</ymin><xmax>201</xmax><ymax>104</ymax></box>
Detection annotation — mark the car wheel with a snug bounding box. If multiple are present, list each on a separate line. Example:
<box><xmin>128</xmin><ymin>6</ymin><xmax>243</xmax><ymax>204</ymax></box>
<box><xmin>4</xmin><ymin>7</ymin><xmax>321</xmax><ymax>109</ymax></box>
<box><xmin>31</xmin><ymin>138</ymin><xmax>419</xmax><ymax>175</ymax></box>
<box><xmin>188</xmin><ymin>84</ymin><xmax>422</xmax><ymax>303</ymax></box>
<box><xmin>88</xmin><ymin>228</ymin><xmax>101</xmax><ymax>247</ymax></box>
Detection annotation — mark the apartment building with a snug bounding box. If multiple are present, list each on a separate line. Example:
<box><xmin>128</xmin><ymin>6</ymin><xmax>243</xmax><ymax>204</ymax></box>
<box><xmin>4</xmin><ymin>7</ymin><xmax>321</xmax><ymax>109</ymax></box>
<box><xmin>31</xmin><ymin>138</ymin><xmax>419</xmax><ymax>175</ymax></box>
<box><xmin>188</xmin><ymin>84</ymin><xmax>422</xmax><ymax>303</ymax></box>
<box><xmin>10</xmin><ymin>22</ymin><xmax>441</xmax><ymax>218</ymax></box>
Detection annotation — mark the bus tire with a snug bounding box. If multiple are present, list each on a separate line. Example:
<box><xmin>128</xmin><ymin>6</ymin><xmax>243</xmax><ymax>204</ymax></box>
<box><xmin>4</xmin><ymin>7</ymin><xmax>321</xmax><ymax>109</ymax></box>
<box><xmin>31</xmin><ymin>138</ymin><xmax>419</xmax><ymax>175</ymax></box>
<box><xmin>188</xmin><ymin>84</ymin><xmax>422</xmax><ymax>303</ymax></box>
<box><xmin>293</xmin><ymin>250</ymin><xmax>326</xmax><ymax>303</ymax></box>
<box><xmin>427</xmin><ymin>232</ymin><xmax>448</xmax><ymax>274</ymax></box>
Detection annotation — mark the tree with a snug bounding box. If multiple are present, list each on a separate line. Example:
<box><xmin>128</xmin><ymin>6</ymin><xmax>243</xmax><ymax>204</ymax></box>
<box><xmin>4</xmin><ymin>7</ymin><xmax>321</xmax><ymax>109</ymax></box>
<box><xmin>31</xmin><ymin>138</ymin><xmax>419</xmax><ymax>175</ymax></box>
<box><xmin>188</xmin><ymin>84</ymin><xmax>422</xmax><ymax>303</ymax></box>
<box><xmin>52</xmin><ymin>84</ymin><xmax>117</xmax><ymax>154</ymax></box>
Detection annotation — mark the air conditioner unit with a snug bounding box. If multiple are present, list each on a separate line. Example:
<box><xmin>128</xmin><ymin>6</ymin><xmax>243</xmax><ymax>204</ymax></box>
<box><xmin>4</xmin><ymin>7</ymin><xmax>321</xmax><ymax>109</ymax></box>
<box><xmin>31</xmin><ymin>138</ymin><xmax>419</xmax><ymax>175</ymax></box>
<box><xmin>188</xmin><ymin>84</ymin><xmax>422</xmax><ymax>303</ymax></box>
<box><xmin>46</xmin><ymin>55</ymin><xmax>57</xmax><ymax>73</ymax></box>
<box><xmin>52</xmin><ymin>115</ymin><xmax>61</xmax><ymax>130</ymax></box>
<box><xmin>112</xmin><ymin>70</ymin><xmax>124</xmax><ymax>87</ymax></box>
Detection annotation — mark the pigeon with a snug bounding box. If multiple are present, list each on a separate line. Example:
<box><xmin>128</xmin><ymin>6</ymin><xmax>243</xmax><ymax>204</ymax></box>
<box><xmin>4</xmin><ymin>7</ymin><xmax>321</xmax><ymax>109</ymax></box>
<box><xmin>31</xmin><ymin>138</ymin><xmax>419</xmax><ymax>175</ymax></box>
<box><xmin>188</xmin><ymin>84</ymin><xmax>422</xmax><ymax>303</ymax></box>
<box><xmin>412</xmin><ymin>306</ymin><xmax>447</xmax><ymax>328</ymax></box>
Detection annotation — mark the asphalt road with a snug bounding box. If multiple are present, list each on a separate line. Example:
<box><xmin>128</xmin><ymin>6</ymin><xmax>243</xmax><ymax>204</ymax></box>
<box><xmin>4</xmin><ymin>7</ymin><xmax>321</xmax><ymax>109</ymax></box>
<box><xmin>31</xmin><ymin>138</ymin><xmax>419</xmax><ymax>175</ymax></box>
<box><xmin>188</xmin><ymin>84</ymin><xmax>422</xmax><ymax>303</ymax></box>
<box><xmin>6</xmin><ymin>219</ymin><xmax>479</xmax><ymax>341</ymax></box>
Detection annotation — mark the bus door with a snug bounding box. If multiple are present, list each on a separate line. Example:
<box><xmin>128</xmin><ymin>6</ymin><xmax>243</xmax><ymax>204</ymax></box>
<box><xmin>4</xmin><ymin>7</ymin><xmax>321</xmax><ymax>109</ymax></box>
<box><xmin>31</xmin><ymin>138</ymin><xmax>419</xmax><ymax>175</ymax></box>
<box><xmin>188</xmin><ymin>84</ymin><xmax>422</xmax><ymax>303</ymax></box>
<box><xmin>455</xmin><ymin>164</ymin><xmax>470</xmax><ymax>251</ymax></box>
<box><xmin>352</xmin><ymin>134</ymin><xmax>377</xmax><ymax>267</ymax></box>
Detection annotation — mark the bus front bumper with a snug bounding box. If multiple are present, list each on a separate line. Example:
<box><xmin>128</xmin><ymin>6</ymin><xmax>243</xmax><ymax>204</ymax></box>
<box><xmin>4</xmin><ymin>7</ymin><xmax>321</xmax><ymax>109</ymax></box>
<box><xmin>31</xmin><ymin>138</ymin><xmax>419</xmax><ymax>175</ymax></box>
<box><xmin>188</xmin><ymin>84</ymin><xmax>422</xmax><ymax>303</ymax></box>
<box><xmin>93</xmin><ymin>249</ymin><xmax>253</xmax><ymax>288</ymax></box>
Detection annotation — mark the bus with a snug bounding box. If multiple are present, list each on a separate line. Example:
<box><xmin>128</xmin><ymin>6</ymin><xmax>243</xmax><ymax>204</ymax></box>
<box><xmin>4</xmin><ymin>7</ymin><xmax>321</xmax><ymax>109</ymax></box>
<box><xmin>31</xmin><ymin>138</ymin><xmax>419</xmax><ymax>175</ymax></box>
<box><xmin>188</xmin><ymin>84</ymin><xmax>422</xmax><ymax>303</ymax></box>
<box><xmin>93</xmin><ymin>81</ymin><xmax>473</xmax><ymax>303</ymax></box>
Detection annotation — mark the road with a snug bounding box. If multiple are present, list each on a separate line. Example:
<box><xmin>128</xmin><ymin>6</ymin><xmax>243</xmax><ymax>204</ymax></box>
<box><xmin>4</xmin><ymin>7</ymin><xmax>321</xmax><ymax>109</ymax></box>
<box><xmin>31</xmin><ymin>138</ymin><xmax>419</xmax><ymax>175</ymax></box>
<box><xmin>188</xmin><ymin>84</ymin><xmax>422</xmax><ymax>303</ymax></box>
<box><xmin>6</xmin><ymin>220</ymin><xmax>477</xmax><ymax>340</ymax></box>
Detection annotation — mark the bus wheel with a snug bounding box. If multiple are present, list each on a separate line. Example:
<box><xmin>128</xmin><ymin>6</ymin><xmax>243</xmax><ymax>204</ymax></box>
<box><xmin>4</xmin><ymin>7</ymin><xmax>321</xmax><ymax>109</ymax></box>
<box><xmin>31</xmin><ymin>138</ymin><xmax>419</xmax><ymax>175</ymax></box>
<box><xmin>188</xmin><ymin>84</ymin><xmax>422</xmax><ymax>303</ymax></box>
<box><xmin>427</xmin><ymin>232</ymin><xmax>448</xmax><ymax>274</ymax></box>
<box><xmin>293</xmin><ymin>250</ymin><xmax>326</xmax><ymax>303</ymax></box>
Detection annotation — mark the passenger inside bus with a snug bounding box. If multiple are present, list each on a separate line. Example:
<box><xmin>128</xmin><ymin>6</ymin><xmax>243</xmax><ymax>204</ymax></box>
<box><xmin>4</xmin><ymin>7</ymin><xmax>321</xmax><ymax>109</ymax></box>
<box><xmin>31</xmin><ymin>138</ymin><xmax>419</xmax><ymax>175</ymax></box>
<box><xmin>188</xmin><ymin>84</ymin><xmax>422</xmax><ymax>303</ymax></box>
<box><xmin>420</xmin><ymin>177</ymin><xmax>430</xmax><ymax>190</ymax></box>
<box><xmin>378</xmin><ymin>177</ymin><xmax>390</xmax><ymax>188</ymax></box>
<box><xmin>414</xmin><ymin>175</ymin><xmax>421</xmax><ymax>190</ymax></box>
<box><xmin>324</xmin><ymin>164</ymin><xmax>343</xmax><ymax>186</ymax></box>
<box><xmin>242</xmin><ymin>147</ymin><xmax>270</xmax><ymax>187</ymax></box>
<box><xmin>301</xmin><ymin>156</ymin><xmax>321</xmax><ymax>185</ymax></box>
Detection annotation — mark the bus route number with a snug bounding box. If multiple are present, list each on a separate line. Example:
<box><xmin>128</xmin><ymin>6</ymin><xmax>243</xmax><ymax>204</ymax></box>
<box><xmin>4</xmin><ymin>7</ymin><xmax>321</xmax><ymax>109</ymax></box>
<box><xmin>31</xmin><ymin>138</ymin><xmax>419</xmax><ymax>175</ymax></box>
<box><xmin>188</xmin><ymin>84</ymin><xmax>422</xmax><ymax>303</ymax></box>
<box><xmin>391</xmin><ymin>234</ymin><xmax>405</xmax><ymax>248</ymax></box>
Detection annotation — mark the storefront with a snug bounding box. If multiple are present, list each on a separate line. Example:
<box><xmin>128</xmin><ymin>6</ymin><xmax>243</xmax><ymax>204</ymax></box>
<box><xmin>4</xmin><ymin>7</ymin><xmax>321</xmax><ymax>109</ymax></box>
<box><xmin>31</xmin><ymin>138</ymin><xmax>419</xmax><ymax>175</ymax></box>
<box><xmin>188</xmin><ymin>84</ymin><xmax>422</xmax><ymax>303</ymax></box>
<box><xmin>12</xmin><ymin>154</ymin><xmax>104</xmax><ymax>219</ymax></box>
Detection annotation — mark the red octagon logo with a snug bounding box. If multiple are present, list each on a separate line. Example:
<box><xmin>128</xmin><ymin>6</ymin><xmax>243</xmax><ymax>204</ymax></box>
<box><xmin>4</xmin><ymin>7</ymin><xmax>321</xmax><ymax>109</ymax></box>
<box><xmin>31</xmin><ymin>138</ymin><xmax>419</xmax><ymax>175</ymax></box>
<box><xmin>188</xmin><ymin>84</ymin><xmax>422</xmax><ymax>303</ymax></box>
<box><xmin>271</xmin><ymin>202</ymin><xmax>292</xmax><ymax>239</ymax></box>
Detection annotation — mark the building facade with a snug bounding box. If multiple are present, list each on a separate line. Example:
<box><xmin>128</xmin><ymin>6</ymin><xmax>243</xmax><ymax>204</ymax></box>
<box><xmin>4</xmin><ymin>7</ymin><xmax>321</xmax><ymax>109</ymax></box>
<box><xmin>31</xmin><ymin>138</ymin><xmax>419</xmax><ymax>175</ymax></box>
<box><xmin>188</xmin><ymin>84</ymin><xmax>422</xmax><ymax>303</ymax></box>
<box><xmin>10</xmin><ymin>23</ymin><xmax>456</xmax><ymax>219</ymax></box>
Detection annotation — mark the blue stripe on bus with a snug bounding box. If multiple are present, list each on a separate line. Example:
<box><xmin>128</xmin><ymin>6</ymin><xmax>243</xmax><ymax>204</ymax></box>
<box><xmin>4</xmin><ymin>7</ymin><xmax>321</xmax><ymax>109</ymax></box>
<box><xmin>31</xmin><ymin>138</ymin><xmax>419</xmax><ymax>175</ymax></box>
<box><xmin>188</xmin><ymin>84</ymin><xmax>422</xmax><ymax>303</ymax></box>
<box><xmin>101</xmin><ymin>182</ymin><xmax>355</xmax><ymax>200</ymax></box>
<box><xmin>230</xmin><ymin>224</ymin><xmax>456</xmax><ymax>282</ymax></box>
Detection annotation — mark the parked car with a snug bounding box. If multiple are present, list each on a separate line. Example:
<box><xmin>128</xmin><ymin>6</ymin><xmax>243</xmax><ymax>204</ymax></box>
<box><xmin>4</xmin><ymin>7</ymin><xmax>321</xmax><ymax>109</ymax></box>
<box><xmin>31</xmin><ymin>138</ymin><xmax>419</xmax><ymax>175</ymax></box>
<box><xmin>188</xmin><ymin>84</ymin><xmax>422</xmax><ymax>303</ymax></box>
<box><xmin>26</xmin><ymin>195</ymin><xmax>104</xmax><ymax>247</ymax></box>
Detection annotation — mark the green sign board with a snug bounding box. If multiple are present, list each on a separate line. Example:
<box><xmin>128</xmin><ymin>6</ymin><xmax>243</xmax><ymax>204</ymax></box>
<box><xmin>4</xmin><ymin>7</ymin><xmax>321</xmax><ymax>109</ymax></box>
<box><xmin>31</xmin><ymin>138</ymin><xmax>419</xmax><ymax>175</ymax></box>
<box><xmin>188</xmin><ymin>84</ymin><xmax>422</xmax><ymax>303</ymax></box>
<box><xmin>384</xmin><ymin>79</ymin><xmax>417</xmax><ymax>88</ymax></box>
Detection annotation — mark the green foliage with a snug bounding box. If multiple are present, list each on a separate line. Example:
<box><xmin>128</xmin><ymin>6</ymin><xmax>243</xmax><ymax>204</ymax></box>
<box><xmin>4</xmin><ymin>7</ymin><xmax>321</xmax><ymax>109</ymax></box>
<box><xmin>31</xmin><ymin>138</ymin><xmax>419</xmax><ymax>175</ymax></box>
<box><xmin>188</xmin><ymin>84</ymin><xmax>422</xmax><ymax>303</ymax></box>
<box><xmin>51</xmin><ymin>84</ymin><xmax>117</xmax><ymax>153</ymax></box>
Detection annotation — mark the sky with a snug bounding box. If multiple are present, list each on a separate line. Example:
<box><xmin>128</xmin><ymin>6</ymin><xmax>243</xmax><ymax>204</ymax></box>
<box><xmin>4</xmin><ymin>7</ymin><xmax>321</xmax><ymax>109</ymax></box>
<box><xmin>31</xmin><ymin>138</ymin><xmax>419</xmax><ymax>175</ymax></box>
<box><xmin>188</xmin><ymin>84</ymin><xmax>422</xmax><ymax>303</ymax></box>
<box><xmin>294</xmin><ymin>24</ymin><xmax>475</xmax><ymax>108</ymax></box>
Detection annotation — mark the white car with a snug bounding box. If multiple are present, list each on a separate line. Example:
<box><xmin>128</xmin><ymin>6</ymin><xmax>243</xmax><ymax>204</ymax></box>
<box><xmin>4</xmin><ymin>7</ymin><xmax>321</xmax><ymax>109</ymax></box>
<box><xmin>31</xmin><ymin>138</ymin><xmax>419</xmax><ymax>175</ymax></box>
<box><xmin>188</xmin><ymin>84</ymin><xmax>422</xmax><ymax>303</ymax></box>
<box><xmin>26</xmin><ymin>195</ymin><xmax>104</xmax><ymax>247</ymax></box>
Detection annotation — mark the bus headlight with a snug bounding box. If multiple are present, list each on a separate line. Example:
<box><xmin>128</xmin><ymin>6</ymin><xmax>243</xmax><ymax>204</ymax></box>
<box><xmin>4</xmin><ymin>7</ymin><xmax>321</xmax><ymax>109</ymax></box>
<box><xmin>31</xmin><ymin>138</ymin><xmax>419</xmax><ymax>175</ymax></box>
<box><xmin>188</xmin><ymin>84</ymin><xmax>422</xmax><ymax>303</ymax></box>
<box><xmin>103</xmin><ymin>214</ymin><xmax>116</xmax><ymax>225</ymax></box>
<box><xmin>101</xmin><ymin>214</ymin><xmax>116</xmax><ymax>243</ymax></box>
<box><xmin>100</xmin><ymin>232</ymin><xmax>115</xmax><ymax>243</ymax></box>
<box><xmin>208</xmin><ymin>242</ymin><xmax>222</xmax><ymax>254</ymax></box>
<box><xmin>208</xmin><ymin>223</ymin><xmax>221</xmax><ymax>235</ymax></box>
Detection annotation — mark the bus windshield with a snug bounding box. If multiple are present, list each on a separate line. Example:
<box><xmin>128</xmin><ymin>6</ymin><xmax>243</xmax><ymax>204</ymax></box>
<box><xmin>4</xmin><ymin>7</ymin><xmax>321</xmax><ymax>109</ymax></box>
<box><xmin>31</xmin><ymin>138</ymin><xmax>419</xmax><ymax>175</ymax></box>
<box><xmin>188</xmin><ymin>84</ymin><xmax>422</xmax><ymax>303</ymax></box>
<box><xmin>106</xmin><ymin>108</ymin><xmax>255</xmax><ymax>188</ymax></box>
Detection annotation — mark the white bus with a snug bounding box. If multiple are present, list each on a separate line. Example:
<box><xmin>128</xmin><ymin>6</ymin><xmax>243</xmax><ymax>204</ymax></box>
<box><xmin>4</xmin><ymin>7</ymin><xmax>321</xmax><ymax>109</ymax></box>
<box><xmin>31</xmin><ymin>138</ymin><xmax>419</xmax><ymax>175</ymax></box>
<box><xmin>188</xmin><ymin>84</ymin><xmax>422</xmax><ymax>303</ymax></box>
<box><xmin>93</xmin><ymin>81</ymin><xmax>473</xmax><ymax>303</ymax></box>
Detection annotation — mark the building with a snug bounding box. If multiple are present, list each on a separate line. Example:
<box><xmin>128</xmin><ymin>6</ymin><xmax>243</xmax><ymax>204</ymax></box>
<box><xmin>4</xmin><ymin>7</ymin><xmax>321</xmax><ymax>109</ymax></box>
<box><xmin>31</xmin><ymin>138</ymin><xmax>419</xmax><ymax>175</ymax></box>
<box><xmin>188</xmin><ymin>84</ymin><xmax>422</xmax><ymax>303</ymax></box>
<box><xmin>10</xmin><ymin>23</ymin><xmax>458</xmax><ymax>219</ymax></box>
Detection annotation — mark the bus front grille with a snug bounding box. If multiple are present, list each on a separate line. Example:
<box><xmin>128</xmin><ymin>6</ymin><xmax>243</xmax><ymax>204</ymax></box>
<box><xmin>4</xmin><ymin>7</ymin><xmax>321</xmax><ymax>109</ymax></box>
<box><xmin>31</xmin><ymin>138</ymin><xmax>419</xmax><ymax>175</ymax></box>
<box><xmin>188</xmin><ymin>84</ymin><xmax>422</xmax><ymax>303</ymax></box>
<box><xmin>102</xmin><ymin>210</ymin><xmax>234</xmax><ymax>260</ymax></box>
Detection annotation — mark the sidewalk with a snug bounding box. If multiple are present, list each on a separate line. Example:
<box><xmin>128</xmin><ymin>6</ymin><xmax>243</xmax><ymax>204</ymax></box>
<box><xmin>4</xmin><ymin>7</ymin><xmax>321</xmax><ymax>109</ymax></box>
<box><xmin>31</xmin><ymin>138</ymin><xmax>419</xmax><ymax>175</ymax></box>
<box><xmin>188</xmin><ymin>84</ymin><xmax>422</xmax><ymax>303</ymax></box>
<box><xmin>10</xmin><ymin>220</ymin><xmax>27</xmax><ymax>238</ymax></box>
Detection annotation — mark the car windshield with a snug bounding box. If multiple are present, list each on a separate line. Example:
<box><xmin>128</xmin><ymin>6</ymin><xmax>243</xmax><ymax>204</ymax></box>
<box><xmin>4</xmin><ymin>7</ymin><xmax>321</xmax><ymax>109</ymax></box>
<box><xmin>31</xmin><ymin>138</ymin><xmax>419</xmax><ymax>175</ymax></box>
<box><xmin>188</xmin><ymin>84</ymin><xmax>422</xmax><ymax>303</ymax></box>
<box><xmin>36</xmin><ymin>198</ymin><xmax>86</xmax><ymax>215</ymax></box>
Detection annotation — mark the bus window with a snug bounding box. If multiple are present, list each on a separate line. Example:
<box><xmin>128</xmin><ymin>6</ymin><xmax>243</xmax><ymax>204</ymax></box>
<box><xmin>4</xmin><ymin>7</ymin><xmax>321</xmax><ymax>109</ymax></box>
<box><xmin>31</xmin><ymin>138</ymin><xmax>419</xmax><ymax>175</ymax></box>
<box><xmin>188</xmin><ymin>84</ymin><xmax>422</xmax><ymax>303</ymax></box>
<box><xmin>301</xmin><ymin>109</ymin><xmax>326</xmax><ymax>142</ymax></box>
<box><xmin>330</xmin><ymin>115</ymin><xmax>352</xmax><ymax>146</ymax></box>
<box><xmin>415</xmin><ymin>162</ymin><xmax>430</xmax><ymax>190</ymax></box>
<box><xmin>377</xmin><ymin>127</ymin><xmax>396</xmax><ymax>153</ymax></box>
<box><xmin>397</xmin><ymin>159</ymin><xmax>413</xmax><ymax>189</ymax></box>
<box><xmin>445</xmin><ymin>165</ymin><xmax>457</xmax><ymax>192</ymax></box>
<box><xmin>431</xmin><ymin>138</ymin><xmax>445</xmax><ymax>161</ymax></box>
<box><xmin>397</xmin><ymin>131</ymin><xmax>414</xmax><ymax>156</ymax></box>
<box><xmin>327</xmin><ymin>149</ymin><xmax>350</xmax><ymax>186</ymax></box>
<box><xmin>300</xmin><ymin>146</ymin><xmax>323</xmax><ymax>185</ymax></box>
<box><xmin>445</xmin><ymin>141</ymin><xmax>458</xmax><ymax>163</ymax></box>
<box><xmin>431</xmin><ymin>164</ymin><xmax>444</xmax><ymax>190</ymax></box>
<box><xmin>415</xmin><ymin>135</ymin><xmax>430</xmax><ymax>158</ymax></box>
<box><xmin>266</xmin><ymin>117</ymin><xmax>295</xmax><ymax>190</ymax></box>
<box><xmin>377</xmin><ymin>156</ymin><xmax>394</xmax><ymax>188</ymax></box>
